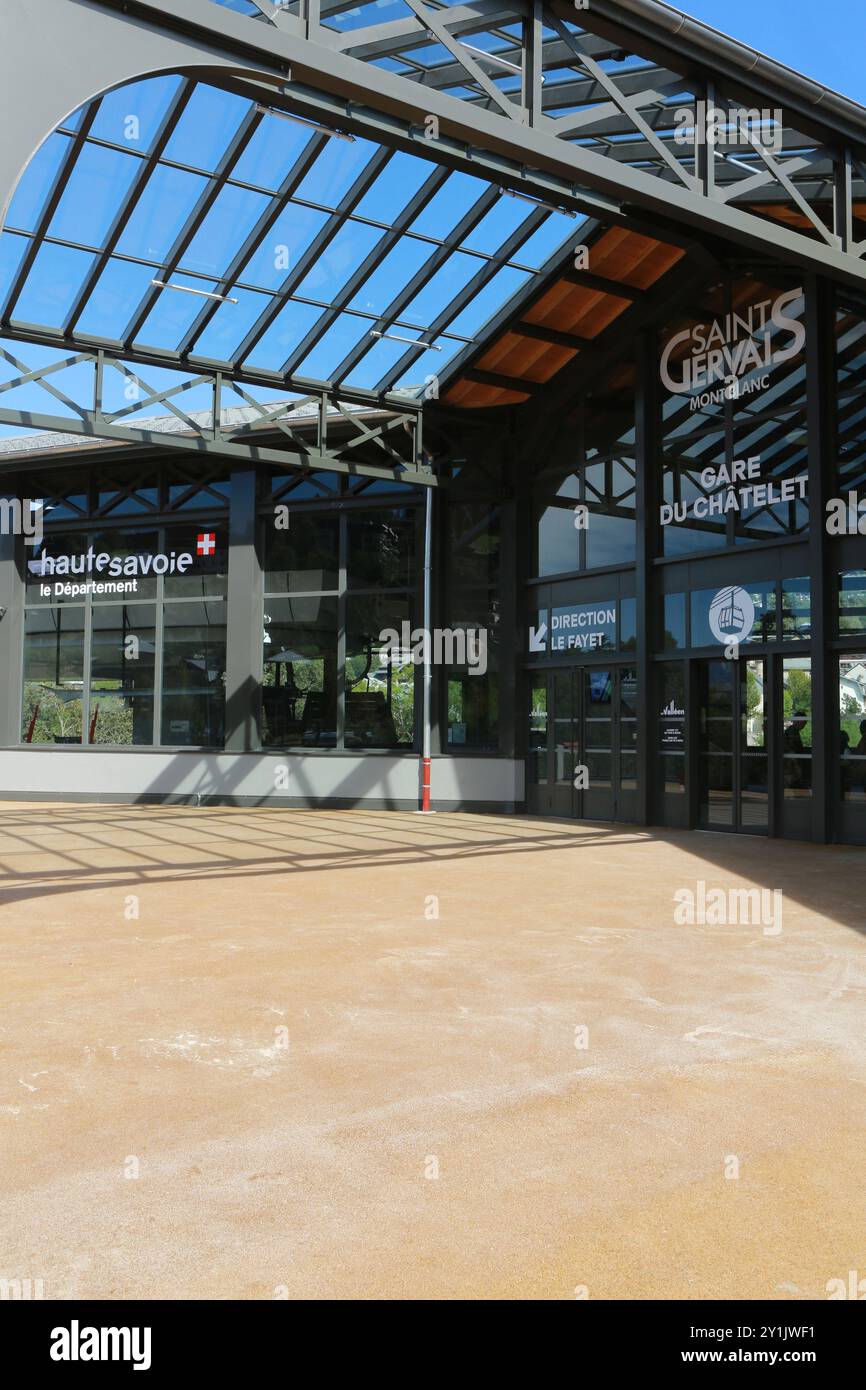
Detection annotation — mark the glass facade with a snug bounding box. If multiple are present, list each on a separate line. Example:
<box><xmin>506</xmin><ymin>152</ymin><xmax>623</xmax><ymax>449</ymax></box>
<box><xmin>261</xmin><ymin>493</ymin><xmax>419</xmax><ymax>751</ymax></box>
<box><xmin>533</xmin><ymin>366</ymin><xmax>637</xmax><ymax>578</ymax></box>
<box><xmin>660</xmin><ymin>275</ymin><xmax>808</xmax><ymax>557</ymax></box>
<box><xmin>22</xmin><ymin>524</ymin><xmax>227</xmax><ymax>746</ymax></box>
<box><xmin>3</xmin><ymin>269</ymin><xmax>865</xmax><ymax>846</ymax></box>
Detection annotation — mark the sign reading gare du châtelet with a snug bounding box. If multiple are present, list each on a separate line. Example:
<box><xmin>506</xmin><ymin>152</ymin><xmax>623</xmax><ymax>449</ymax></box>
<box><xmin>659</xmin><ymin>287</ymin><xmax>808</xmax><ymax>530</ymax></box>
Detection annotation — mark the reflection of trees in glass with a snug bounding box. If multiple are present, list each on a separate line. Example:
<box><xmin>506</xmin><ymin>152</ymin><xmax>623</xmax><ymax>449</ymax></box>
<box><xmin>347</xmin><ymin>653</ymin><xmax>414</xmax><ymax>743</ymax></box>
<box><xmin>783</xmin><ymin>668</ymin><xmax>813</xmax><ymax>746</ymax></box>
<box><xmin>745</xmin><ymin>667</ymin><xmax>765</xmax><ymax>747</ymax></box>
<box><xmin>22</xmin><ymin>684</ymin><xmax>82</xmax><ymax>743</ymax></box>
<box><xmin>88</xmin><ymin>689</ymin><xmax>134</xmax><ymax>744</ymax></box>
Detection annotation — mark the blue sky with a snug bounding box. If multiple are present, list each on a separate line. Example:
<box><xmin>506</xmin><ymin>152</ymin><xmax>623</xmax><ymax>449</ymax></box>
<box><xmin>680</xmin><ymin>0</ymin><xmax>866</xmax><ymax>103</ymax></box>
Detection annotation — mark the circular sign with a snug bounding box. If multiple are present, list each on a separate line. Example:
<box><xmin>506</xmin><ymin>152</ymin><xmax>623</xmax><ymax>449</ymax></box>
<box><xmin>709</xmin><ymin>586</ymin><xmax>755</xmax><ymax>645</ymax></box>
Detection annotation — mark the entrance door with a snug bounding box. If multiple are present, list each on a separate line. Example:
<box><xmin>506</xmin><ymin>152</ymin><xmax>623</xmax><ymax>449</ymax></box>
<box><xmin>698</xmin><ymin>657</ymin><xmax>769</xmax><ymax>833</ymax></box>
<box><xmin>526</xmin><ymin>666</ymin><xmax>638</xmax><ymax>821</ymax></box>
<box><xmin>527</xmin><ymin>669</ymin><xmax>579</xmax><ymax>817</ymax></box>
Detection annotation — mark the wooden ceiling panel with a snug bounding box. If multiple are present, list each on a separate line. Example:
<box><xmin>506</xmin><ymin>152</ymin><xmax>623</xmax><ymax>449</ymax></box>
<box><xmin>443</xmin><ymin>378</ymin><xmax>530</xmax><ymax>407</ymax></box>
<box><xmin>476</xmin><ymin>331</ymin><xmax>577</xmax><ymax>383</ymax></box>
<box><xmin>444</xmin><ymin>224</ymin><xmax>685</xmax><ymax>408</ymax></box>
<box><xmin>588</xmin><ymin>225</ymin><xmax>686</xmax><ymax>288</ymax></box>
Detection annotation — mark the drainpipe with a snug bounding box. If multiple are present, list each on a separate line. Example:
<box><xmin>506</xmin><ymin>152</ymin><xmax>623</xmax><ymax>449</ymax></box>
<box><xmin>419</xmin><ymin>482</ymin><xmax>433</xmax><ymax>813</ymax></box>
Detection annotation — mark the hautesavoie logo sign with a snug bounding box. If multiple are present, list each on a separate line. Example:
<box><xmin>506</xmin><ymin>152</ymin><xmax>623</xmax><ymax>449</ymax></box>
<box><xmin>660</xmin><ymin>287</ymin><xmax>804</xmax><ymax>411</ymax></box>
<box><xmin>30</xmin><ymin>533</ymin><xmax>217</xmax><ymax>599</ymax></box>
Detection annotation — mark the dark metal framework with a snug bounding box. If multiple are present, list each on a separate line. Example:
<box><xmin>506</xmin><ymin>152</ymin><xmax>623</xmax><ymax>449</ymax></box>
<box><xmin>1</xmin><ymin>0</ymin><xmax>865</xmax><ymax>470</ymax></box>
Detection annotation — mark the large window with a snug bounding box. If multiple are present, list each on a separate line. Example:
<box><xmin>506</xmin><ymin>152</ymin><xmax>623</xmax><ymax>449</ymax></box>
<box><xmin>22</xmin><ymin>524</ymin><xmax>227</xmax><ymax>746</ymax></box>
<box><xmin>261</xmin><ymin>500</ymin><xmax>419</xmax><ymax>750</ymax></box>
<box><xmin>533</xmin><ymin>373</ymin><xmax>636</xmax><ymax>578</ymax></box>
<box><xmin>346</xmin><ymin>593</ymin><xmax>414</xmax><ymax>748</ymax></box>
<box><xmin>445</xmin><ymin>500</ymin><xmax>500</xmax><ymax>751</ymax></box>
<box><xmin>89</xmin><ymin>603</ymin><xmax>156</xmax><ymax>745</ymax></box>
<box><xmin>840</xmin><ymin>654</ymin><xmax>866</xmax><ymax>801</ymax></box>
<box><xmin>22</xmin><ymin>607</ymin><xmax>85</xmax><ymax>744</ymax></box>
<box><xmin>660</xmin><ymin>275</ymin><xmax>808</xmax><ymax>556</ymax></box>
<box><xmin>839</xmin><ymin>571</ymin><xmax>866</xmax><ymax>634</ymax></box>
<box><xmin>263</xmin><ymin>596</ymin><xmax>338</xmax><ymax>748</ymax></box>
<box><xmin>782</xmin><ymin>658</ymin><xmax>812</xmax><ymax>799</ymax></box>
<box><xmin>836</xmin><ymin>302</ymin><xmax>866</xmax><ymax>506</ymax></box>
<box><xmin>162</xmin><ymin>601</ymin><xmax>226</xmax><ymax>747</ymax></box>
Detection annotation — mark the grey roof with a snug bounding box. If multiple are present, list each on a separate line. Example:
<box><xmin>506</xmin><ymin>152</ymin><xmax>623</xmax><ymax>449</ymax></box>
<box><xmin>0</xmin><ymin>397</ymin><xmax>378</xmax><ymax>461</ymax></box>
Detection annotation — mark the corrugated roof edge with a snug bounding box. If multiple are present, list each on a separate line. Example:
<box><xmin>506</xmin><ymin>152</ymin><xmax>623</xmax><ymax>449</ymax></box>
<box><xmin>608</xmin><ymin>0</ymin><xmax>866</xmax><ymax>141</ymax></box>
<box><xmin>0</xmin><ymin>398</ymin><xmax>385</xmax><ymax>461</ymax></box>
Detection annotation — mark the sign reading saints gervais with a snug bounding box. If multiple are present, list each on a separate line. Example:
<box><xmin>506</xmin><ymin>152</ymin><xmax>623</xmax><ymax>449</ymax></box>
<box><xmin>660</xmin><ymin>286</ymin><xmax>805</xmax><ymax>413</ymax></box>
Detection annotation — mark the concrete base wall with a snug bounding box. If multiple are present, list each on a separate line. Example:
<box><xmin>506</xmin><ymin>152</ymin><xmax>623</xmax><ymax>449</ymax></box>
<box><xmin>0</xmin><ymin>750</ymin><xmax>524</xmax><ymax>812</ymax></box>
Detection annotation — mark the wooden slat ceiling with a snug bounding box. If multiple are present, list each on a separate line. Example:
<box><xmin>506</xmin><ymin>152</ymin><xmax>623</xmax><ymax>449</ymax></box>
<box><xmin>445</xmin><ymin>226</ymin><xmax>685</xmax><ymax>408</ymax></box>
<box><xmin>748</xmin><ymin>202</ymin><xmax>866</xmax><ymax>233</ymax></box>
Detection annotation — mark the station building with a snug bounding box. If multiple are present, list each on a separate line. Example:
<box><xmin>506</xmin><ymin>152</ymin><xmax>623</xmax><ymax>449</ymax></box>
<box><xmin>0</xmin><ymin>0</ymin><xmax>864</xmax><ymax>844</ymax></box>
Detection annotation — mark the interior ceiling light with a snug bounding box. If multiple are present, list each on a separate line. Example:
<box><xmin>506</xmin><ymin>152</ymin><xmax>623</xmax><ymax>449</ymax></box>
<box><xmin>151</xmin><ymin>281</ymin><xmax>238</xmax><ymax>304</ymax></box>
<box><xmin>370</xmin><ymin>330</ymin><xmax>442</xmax><ymax>351</ymax></box>
<box><xmin>254</xmin><ymin>104</ymin><xmax>355</xmax><ymax>141</ymax></box>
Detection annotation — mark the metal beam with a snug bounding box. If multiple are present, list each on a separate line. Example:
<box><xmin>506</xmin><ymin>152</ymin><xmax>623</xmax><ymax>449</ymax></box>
<box><xmin>45</xmin><ymin>0</ymin><xmax>866</xmax><ymax>290</ymax></box>
<box><xmin>513</xmin><ymin>320</ymin><xmax>586</xmax><ymax>350</ymax></box>
<box><xmin>464</xmin><ymin>367</ymin><xmax>537</xmax><ymax>394</ymax></box>
<box><xmin>0</xmin><ymin>405</ymin><xmax>436</xmax><ymax>485</ymax></box>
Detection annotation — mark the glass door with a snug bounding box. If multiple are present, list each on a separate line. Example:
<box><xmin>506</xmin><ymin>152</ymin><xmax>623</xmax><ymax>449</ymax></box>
<box><xmin>698</xmin><ymin>657</ymin><xmax>769</xmax><ymax>833</ymax></box>
<box><xmin>526</xmin><ymin>676</ymin><xmax>549</xmax><ymax>815</ymax></box>
<box><xmin>582</xmin><ymin>667</ymin><xmax>614</xmax><ymax>821</ymax></box>
<box><xmin>526</xmin><ymin>667</ymin><xmax>638</xmax><ymax>822</ymax></box>
<box><xmin>551</xmin><ymin>669</ymin><xmax>578</xmax><ymax>817</ymax></box>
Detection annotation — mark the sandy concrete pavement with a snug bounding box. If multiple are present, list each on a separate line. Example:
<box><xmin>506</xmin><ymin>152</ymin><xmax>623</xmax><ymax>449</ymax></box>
<box><xmin>1</xmin><ymin>804</ymin><xmax>865</xmax><ymax>1300</ymax></box>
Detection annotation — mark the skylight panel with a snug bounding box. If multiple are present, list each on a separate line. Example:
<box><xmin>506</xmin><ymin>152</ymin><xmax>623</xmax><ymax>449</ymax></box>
<box><xmin>386</xmin><ymin>333</ymin><xmax>463</xmax><ymax>392</ymax></box>
<box><xmin>348</xmin><ymin>238</ymin><xmax>435</xmax><ymax>316</ymax></box>
<box><xmin>192</xmin><ymin>288</ymin><xmax>271</xmax><ymax>362</ymax></box>
<box><xmin>181</xmin><ymin>184</ymin><xmax>273</xmax><ymax>278</ymax></box>
<box><xmin>115</xmin><ymin>165</ymin><xmax>209</xmax><ymax>263</ymax></box>
<box><xmin>352</xmin><ymin>153</ymin><xmax>437</xmax><ymax>224</ymax></box>
<box><xmin>231</xmin><ymin>113</ymin><xmax>317</xmax><ymax>190</ymax></box>
<box><xmin>162</xmin><ymin>87</ymin><xmax>254</xmax><ymax>172</ymax></box>
<box><xmin>242</xmin><ymin>300</ymin><xmax>324</xmax><ymax>372</ymax></box>
<box><xmin>291</xmin><ymin>220</ymin><xmax>383</xmax><ymax>301</ymax></box>
<box><xmin>291</xmin><ymin>314</ymin><xmax>372</xmax><ymax>381</ymax></box>
<box><xmin>74</xmin><ymin>259</ymin><xmax>159</xmax><ymax>340</ymax></box>
<box><xmin>398</xmin><ymin>251</ymin><xmax>477</xmax><ymax>326</ymax></box>
<box><xmin>516</xmin><ymin>211</ymin><xmax>585</xmax><ymax>268</ymax></box>
<box><xmin>409</xmin><ymin>172</ymin><xmax>490</xmax><ymax>240</ymax></box>
<box><xmin>291</xmin><ymin>136</ymin><xmax>382</xmax><ymax>209</ymax></box>
<box><xmin>0</xmin><ymin>235</ymin><xmax>27</xmax><ymax>309</ymax></box>
<box><xmin>5</xmin><ymin>133</ymin><xmax>73</xmax><ymax>234</ymax></box>
<box><xmin>239</xmin><ymin>204</ymin><xmax>330</xmax><ymax>290</ymax></box>
<box><xmin>88</xmin><ymin>75</ymin><xmax>184</xmax><ymax>154</ymax></box>
<box><xmin>460</xmin><ymin>196</ymin><xmax>536</xmax><ymax>256</ymax></box>
<box><xmin>11</xmin><ymin>243</ymin><xmax>96</xmax><ymax>328</ymax></box>
<box><xmin>47</xmin><ymin>144</ymin><xmax>140</xmax><ymax>250</ymax></box>
<box><xmin>134</xmin><ymin>273</ymin><xmax>225</xmax><ymax>351</ymax></box>
<box><xmin>436</xmin><ymin>263</ymin><xmax>530</xmax><ymax>338</ymax></box>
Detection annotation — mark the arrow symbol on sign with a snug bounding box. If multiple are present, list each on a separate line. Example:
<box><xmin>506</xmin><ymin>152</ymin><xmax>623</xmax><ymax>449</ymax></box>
<box><xmin>528</xmin><ymin>622</ymin><xmax>547</xmax><ymax>653</ymax></box>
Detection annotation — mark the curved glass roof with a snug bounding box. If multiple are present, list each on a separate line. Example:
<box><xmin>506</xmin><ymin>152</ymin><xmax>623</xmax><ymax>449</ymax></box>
<box><xmin>0</xmin><ymin>71</ymin><xmax>581</xmax><ymax>412</ymax></box>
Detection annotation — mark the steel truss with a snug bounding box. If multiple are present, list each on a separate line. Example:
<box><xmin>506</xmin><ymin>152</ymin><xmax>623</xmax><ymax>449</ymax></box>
<box><xmin>0</xmin><ymin>345</ymin><xmax>431</xmax><ymax>486</ymax></box>
<box><xmin>1</xmin><ymin>0</ymin><xmax>865</xmax><ymax>466</ymax></box>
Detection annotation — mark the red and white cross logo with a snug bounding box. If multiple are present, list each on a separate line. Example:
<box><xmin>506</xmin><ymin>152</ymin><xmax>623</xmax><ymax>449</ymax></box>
<box><xmin>197</xmin><ymin>532</ymin><xmax>216</xmax><ymax>557</ymax></box>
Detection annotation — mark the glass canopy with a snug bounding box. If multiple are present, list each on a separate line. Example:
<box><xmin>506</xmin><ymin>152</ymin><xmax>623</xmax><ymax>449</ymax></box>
<box><xmin>0</xmin><ymin>71</ymin><xmax>580</xmax><ymax>409</ymax></box>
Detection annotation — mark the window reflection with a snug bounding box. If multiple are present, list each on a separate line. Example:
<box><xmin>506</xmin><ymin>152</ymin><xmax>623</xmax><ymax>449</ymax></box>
<box><xmin>840</xmin><ymin>654</ymin><xmax>866</xmax><ymax>801</ymax></box>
